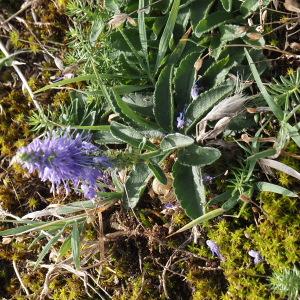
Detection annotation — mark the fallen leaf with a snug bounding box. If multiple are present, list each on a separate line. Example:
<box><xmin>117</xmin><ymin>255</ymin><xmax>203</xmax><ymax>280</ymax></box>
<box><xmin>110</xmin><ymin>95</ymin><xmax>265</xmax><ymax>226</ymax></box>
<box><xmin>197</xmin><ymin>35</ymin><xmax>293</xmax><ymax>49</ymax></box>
<box><xmin>284</xmin><ymin>0</ymin><xmax>300</xmax><ymax>12</ymax></box>
<box><xmin>290</xmin><ymin>42</ymin><xmax>300</xmax><ymax>50</ymax></box>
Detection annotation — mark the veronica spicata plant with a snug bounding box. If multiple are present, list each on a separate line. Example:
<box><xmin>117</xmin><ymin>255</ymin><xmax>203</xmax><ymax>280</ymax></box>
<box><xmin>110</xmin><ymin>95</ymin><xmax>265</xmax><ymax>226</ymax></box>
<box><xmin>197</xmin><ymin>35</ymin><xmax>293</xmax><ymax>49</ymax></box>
<box><xmin>13</xmin><ymin>132</ymin><xmax>111</xmax><ymax>199</ymax></box>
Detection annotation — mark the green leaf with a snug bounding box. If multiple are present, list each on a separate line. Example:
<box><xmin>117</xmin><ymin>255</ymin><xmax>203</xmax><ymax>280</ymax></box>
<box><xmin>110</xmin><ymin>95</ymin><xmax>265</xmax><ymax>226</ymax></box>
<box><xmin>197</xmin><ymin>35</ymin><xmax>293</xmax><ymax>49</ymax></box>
<box><xmin>185</xmin><ymin>81</ymin><xmax>234</xmax><ymax>131</ymax></box>
<box><xmin>154</xmin><ymin>65</ymin><xmax>174</xmax><ymax>132</ymax></box>
<box><xmin>257</xmin><ymin>182</ymin><xmax>298</xmax><ymax>198</ymax></box>
<box><xmin>160</xmin><ymin>133</ymin><xmax>194</xmax><ymax>151</ymax></box>
<box><xmin>34</xmin><ymin>75</ymin><xmax>95</xmax><ymax>94</ymax></box>
<box><xmin>173</xmin><ymin>161</ymin><xmax>205</xmax><ymax>219</ymax></box>
<box><xmin>155</xmin><ymin>0</ymin><xmax>180</xmax><ymax>72</ymax></box>
<box><xmin>122</xmin><ymin>93</ymin><xmax>153</xmax><ymax>117</ymax></box>
<box><xmin>110</xmin><ymin>121</ymin><xmax>157</xmax><ymax>151</ymax></box>
<box><xmin>113</xmin><ymin>85</ymin><xmax>152</xmax><ymax>95</ymax></box>
<box><xmin>90</xmin><ymin>19</ymin><xmax>104</xmax><ymax>45</ymax></box>
<box><xmin>35</xmin><ymin>228</ymin><xmax>64</xmax><ymax>269</ymax></box>
<box><xmin>195</xmin><ymin>10</ymin><xmax>232</xmax><ymax>37</ymax></box>
<box><xmin>174</xmin><ymin>52</ymin><xmax>199</xmax><ymax>111</ymax></box>
<box><xmin>177</xmin><ymin>144</ymin><xmax>221</xmax><ymax>166</ymax></box>
<box><xmin>71</xmin><ymin>222</ymin><xmax>81</xmax><ymax>269</ymax></box>
<box><xmin>220</xmin><ymin>24</ymin><xmax>246</xmax><ymax>42</ymax></box>
<box><xmin>189</xmin><ymin>0</ymin><xmax>214</xmax><ymax>29</ymax></box>
<box><xmin>247</xmin><ymin>148</ymin><xmax>276</xmax><ymax>161</ymax></box>
<box><xmin>245</xmin><ymin>49</ymin><xmax>284</xmax><ymax>121</ymax></box>
<box><xmin>220</xmin><ymin>0</ymin><xmax>232</xmax><ymax>12</ymax></box>
<box><xmin>0</xmin><ymin>222</ymin><xmax>45</xmax><ymax>236</ymax></box>
<box><xmin>58</xmin><ymin>235</ymin><xmax>72</xmax><ymax>259</ymax></box>
<box><xmin>169</xmin><ymin>208</ymin><xmax>225</xmax><ymax>235</ymax></box>
<box><xmin>112</xmin><ymin>90</ymin><xmax>158</xmax><ymax>129</ymax></box>
<box><xmin>119</xmin><ymin>30</ymin><xmax>148</xmax><ymax>74</ymax></box>
<box><xmin>148</xmin><ymin>161</ymin><xmax>167</xmax><ymax>184</ymax></box>
<box><xmin>241</xmin><ymin>0</ymin><xmax>271</xmax><ymax>17</ymax></box>
<box><xmin>207</xmin><ymin>190</ymin><xmax>232</xmax><ymax>206</ymax></box>
<box><xmin>221</xmin><ymin>193</ymin><xmax>240</xmax><ymax>211</ymax></box>
<box><xmin>123</xmin><ymin>163</ymin><xmax>153</xmax><ymax>209</ymax></box>
<box><xmin>202</xmin><ymin>56</ymin><xmax>234</xmax><ymax>87</ymax></box>
<box><xmin>168</xmin><ymin>29</ymin><xmax>197</xmax><ymax>65</ymax></box>
<box><xmin>138</xmin><ymin>0</ymin><xmax>151</xmax><ymax>80</ymax></box>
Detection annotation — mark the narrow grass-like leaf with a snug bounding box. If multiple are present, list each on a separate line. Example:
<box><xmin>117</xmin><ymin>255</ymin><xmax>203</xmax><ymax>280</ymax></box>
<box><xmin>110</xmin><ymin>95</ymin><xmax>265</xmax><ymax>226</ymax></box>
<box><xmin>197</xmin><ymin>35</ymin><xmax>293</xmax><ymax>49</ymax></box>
<box><xmin>35</xmin><ymin>228</ymin><xmax>64</xmax><ymax>269</ymax></box>
<box><xmin>155</xmin><ymin>0</ymin><xmax>180</xmax><ymax>72</ymax></box>
<box><xmin>185</xmin><ymin>81</ymin><xmax>234</xmax><ymax>132</ymax></box>
<box><xmin>71</xmin><ymin>222</ymin><xmax>81</xmax><ymax>269</ymax></box>
<box><xmin>169</xmin><ymin>208</ymin><xmax>225</xmax><ymax>236</ymax></box>
<box><xmin>173</xmin><ymin>161</ymin><xmax>205</xmax><ymax>219</ymax></box>
<box><xmin>0</xmin><ymin>222</ymin><xmax>46</xmax><ymax>236</ymax></box>
<box><xmin>0</xmin><ymin>215</ymin><xmax>85</xmax><ymax>236</ymax></box>
<box><xmin>245</xmin><ymin>49</ymin><xmax>284</xmax><ymax>121</ymax></box>
<box><xmin>257</xmin><ymin>182</ymin><xmax>298</xmax><ymax>197</ymax></box>
<box><xmin>34</xmin><ymin>75</ymin><xmax>95</xmax><ymax>94</ymax></box>
<box><xmin>154</xmin><ymin>65</ymin><xmax>174</xmax><ymax>132</ymax></box>
<box><xmin>138</xmin><ymin>0</ymin><xmax>152</xmax><ymax>80</ymax></box>
<box><xmin>247</xmin><ymin>148</ymin><xmax>276</xmax><ymax>161</ymax></box>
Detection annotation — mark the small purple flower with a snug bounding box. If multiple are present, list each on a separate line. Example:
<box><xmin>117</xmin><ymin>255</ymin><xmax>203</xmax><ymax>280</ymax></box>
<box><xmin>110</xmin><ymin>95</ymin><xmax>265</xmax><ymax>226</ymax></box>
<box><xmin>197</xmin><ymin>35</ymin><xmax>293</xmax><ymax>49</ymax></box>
<box><xmin>14</xmin><ymin>133</ymin><xmax>111</xmax><ymax>200</ymax></box>
<box><xmin>248</xmin><ymin>250</ymin><xmax>263</xmax><ymax>265</ymax></box>
<box><xmin>203</xmin><ymin>174</ymin><xmax>215</xmax><ymax>184</ymax></box>
<box><xmin>191</xmin><ymin>80</ymin><xmax>203</xmax><ymax>100</ymax></box>
<box><xmin>176</xmin><ymin>112</ymin><xmax>186</xmax><ymax>129</ymax></box>
<box><xmin>206</xmin><ymin>240</ymin><xmax>225</xmax><ymax>262</ymax></box>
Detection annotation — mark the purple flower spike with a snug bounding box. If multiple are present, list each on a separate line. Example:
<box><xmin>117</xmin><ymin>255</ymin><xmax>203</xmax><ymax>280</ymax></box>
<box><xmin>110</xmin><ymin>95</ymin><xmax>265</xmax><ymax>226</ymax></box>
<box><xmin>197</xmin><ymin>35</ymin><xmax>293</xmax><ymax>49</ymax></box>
<box><xmin>14</xmin><ymin>133</ymin><xmax>111</xmax><ymax>200</ymax></box>
<box><xmin>206</xmin><ymin>240</ymin><xmax>225</xmax><ymax>262</ymax></box>
<box><xmin>176</xmin><ymin>112</ymin><xmax>186</xmax><ymax>129</ymax></box>
<box><xmin>248</xmin><ymin>250</ymin><xmax>263</xmax><ymax>265</ymax></box>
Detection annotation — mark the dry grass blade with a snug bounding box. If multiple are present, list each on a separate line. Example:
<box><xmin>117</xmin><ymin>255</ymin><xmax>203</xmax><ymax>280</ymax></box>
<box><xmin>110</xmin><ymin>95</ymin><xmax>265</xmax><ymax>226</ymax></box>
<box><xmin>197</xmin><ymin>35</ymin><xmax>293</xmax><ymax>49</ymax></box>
<box><xmin>203</xmin><ymin>94</ymin><xmax>249</xmax><ymax>121</ymax></box>
<box><xmin>108</xmin><ymin>13</ymin><xmax>130</xmax><ymax>30</ymax></box>
<box><xmin>260</xmin><ymin>158</ymin><xmax>300</xmax><ymax>180</ymax></box>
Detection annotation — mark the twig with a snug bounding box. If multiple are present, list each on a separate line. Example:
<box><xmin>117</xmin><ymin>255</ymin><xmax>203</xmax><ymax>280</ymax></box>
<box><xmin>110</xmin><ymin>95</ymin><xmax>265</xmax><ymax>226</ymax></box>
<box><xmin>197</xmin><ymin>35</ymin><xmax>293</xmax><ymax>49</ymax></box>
<box><xmin>0</xmin><ymin>40</ymin><xmax>44</xmax><ymax>115</ymax></box>
<box><xmin>12</xmin><ymin>260</ymin><xmax>30</xmax><ymax>296</ymax></box>
<box><xmin>0</xmin><ymin>1</ymin><xmax>33</xmax><ymax>26</ymax></box>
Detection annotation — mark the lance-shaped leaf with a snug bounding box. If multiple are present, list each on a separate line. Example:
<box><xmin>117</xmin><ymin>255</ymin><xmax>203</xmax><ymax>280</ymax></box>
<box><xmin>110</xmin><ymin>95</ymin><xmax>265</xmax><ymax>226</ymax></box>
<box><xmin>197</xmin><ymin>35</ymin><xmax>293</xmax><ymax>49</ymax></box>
<box><xmin>154</xmin><ymin>0</ymin><xmax>180</xmax><ymax>72</ymax></box>
<box><xmin>257</xmin><ymin>182</ymin><xmax>298</xmax><ymax>198</ymax></box>
<box><xmin>173</xmin><ymin>161</ymin><xmax>206</xmax><ymax>219</ymax></box>
<box><xmin>154</xmin><ymin>65</ymin><xmax>174</xmax><ymax>132</ymax></box>
<box><xmin>174</xmin><ymin>52</ymin><xmax>199</xmax><ymax>111</ymax></box>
